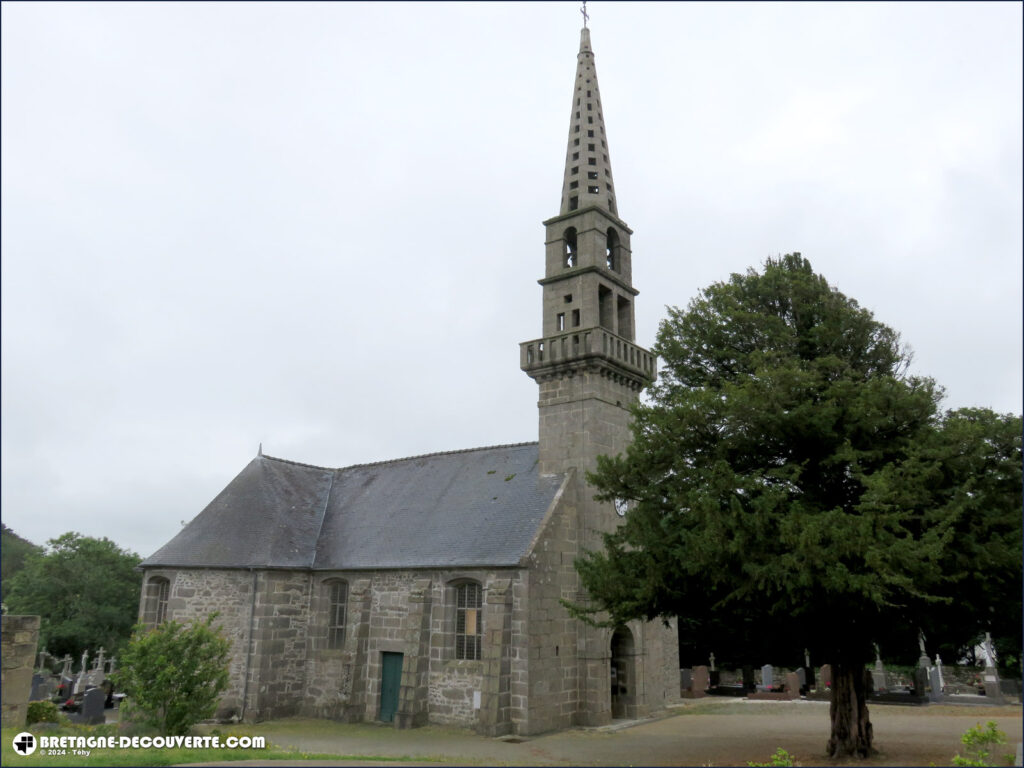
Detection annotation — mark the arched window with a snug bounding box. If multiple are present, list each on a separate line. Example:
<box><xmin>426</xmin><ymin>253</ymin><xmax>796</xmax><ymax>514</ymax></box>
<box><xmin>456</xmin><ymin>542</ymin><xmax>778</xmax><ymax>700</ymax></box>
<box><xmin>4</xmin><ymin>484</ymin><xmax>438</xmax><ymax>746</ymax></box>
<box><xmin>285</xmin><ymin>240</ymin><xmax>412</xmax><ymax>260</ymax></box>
<box><xmin>454</xmin><ymin>581</ymin><xmax>483</xmax><ymax>660</ymax></box>
<box><xmin>564</xmin><ymin>228</ymin><xmax>578</xmax><ymax>268</ymax></box>
<box><xmin>142</xmin><ymin>576</ymin><xmax>169</xmax><ymax>626</ymax></box>
<box><xmin>325</xmin><ymin>579</ymin><xmax>348</xmax><ymax>649</ymax></box>
<box><xmin>606</xmin><ymin>228</ymin><xmax>620</xmax><ymax>271</ymax></box>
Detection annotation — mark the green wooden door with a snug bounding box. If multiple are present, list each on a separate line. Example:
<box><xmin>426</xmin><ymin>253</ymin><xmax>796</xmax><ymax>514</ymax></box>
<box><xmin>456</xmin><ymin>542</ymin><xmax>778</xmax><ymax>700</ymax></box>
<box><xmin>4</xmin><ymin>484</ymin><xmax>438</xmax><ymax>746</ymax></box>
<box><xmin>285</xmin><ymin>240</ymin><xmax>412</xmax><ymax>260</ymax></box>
<box><xmin>379</xmin><ymin>652</ymin><xmax>403</xmax><ymax>723</ymax></box>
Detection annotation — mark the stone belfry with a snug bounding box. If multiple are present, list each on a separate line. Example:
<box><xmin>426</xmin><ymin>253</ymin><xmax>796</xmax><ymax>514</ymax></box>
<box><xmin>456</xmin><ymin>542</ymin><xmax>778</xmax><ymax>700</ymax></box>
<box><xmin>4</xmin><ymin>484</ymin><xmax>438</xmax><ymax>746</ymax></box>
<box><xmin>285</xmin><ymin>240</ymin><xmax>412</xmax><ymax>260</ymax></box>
<box><xmin>520</xmin><ymin>24</ymin><xmax>656</xmax><ymax>493</ymax></box>
<box><xmin>520</xmin><ymin>21</ymin><xmax>676</xmax><ymax>727</ymax></box>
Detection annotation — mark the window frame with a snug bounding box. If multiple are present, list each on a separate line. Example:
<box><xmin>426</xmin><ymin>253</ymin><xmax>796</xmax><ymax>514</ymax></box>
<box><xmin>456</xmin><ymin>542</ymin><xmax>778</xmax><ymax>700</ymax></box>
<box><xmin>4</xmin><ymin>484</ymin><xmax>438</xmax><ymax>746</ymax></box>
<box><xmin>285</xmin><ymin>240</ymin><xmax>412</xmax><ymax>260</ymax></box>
<box><xmin>142</xmin><ymin>576</ymin><xmax>169</xmax><ymax>626</ymax></box>
<box><xmin>453</xmin><ymin>581</ymin><xmax>483</xmax><ymax>661</ymax></box>
<box><xmin>325</xmin><ymin>578</ymin><xmax>348</xmax><ymax>650</ymax></box>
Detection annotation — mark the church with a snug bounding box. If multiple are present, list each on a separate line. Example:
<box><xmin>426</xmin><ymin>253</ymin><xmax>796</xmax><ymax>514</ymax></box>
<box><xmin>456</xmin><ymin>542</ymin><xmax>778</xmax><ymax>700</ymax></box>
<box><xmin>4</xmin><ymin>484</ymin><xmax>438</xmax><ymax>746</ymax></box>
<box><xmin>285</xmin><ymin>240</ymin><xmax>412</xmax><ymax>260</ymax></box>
<box><xmin>139</xmin><ymin>23</ymin><xmax>680</xmax><ymax>736</ymax></box>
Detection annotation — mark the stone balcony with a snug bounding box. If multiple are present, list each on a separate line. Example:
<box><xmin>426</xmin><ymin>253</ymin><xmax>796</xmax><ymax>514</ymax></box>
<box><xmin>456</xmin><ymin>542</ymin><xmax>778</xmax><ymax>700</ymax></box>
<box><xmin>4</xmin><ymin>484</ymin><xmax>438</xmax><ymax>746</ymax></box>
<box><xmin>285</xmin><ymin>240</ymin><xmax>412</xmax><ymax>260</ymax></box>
<box><xmin>520</xmin><ymin>328</ymin><xmax>657</xmax><ymax>383</ymax></box>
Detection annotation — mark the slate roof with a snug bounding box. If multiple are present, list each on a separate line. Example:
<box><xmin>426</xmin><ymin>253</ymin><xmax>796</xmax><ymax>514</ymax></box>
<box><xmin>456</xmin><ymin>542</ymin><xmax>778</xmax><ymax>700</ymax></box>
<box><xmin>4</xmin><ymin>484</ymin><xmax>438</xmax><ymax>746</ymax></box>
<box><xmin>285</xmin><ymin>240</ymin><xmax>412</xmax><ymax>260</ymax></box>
<box><xmin>141</xmin><ymin>442</ymin><xmax>566</xmax><ymax>570</ymax></box>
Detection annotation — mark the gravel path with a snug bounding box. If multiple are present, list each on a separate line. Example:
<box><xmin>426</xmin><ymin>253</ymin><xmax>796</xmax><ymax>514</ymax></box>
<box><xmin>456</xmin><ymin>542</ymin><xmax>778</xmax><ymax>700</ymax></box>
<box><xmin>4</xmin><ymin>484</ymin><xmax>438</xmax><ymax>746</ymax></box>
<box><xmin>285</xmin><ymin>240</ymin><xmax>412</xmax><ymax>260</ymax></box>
<box><xmin>183</xmin><ymin>698</ymin><xmax>1023</xmax><ymax>767</ymax></box>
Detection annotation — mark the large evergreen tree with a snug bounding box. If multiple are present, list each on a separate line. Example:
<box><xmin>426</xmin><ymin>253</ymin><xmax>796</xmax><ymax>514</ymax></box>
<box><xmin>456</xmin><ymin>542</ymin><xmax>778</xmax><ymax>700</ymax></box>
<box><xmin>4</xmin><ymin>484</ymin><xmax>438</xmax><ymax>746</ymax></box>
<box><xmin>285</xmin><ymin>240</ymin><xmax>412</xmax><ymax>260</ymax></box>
<box><xmin>576</xmin><ymin>254</ymin><xmax>1022</xmax><ymax>758</ymax></box>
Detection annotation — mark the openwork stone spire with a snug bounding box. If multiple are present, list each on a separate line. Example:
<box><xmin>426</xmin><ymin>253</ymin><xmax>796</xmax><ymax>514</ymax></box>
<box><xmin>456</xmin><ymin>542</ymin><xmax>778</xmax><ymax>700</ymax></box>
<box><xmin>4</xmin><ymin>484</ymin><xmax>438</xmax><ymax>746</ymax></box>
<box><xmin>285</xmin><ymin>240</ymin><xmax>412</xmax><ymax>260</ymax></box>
<box><xmin>558</xmin><ymin>28</ymin><xmax>619</xmax><ymax>218</ymax></box>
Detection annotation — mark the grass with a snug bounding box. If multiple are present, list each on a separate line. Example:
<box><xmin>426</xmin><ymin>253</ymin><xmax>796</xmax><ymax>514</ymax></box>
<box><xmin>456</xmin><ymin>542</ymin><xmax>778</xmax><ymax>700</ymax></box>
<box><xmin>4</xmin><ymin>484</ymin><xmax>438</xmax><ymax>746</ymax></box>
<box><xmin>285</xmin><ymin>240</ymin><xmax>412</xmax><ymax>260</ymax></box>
<box><xmin>0</xmin><ymin>723</ymin><xmax>441</xmax><ymax>767</ymax></box>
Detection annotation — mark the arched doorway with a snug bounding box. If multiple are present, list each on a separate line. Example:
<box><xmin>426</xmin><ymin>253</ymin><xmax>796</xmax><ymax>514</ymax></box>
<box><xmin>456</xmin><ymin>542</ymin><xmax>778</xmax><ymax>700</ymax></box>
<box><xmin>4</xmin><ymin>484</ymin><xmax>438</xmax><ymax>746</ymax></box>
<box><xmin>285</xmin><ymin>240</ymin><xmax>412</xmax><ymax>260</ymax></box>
<box><xmin>610</xmin><ymin>626</ymin><xmax>636</xmax><ymax>719</ymax></box>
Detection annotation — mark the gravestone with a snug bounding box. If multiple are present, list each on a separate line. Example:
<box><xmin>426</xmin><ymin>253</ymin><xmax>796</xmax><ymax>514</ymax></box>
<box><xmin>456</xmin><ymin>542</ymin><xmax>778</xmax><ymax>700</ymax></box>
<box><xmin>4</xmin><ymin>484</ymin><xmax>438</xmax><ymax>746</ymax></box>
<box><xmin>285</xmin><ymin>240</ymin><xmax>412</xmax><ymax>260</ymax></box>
<box><xmin>820</xmin><ymin>664</ymin><xmax>832</xmax><ymax>690</ymax></box>
<box><xmin>680</xmin><ymin>668</ymin><xmax>692</xmax><ymax>692</ymax></box>
<box><xmin>761</xmin><ymin>664</ymin><xmax>774</xmax><ymax>690</ymax></box>
<box><xmin>796</xmin><ymin>667</ymin><xmax>806</xmax><ymax>693</ymax></box>
<box><xmin>692</xmin><ymin>665</ymin><xmax>710</xmax><ymax>694</ymax></box>
<box><xmin>784</xmin><ymin>671</ymin><xmax>800</xmax><ymax>699</ymax></box>
<box><xmin>928</xmin><ymin>667</ymin><xmax>944</xmax><ymax>702</ymax></box>
<box><xmin>981</xmin><ymin>633</ymin><xmax>1004</xmax><ymax>703</ymax></box>
<box><xmin>741</xmin><ymin>666</ymin><xmax>756</xmax><ymax>691</ymax></box>
<box><xmin>803</xmin><ymin>665</ymin><xmax>815</xmax><ymax>691</ymax></box>
<box><xmin>29</xmin><ymin>674</ymin><xmax>47</xmax><ymax>702</ymax></box>
<box><xmin>79</xmin><ymin>687</ymin><xmax>105</xmax><ymax>725</ymax></box>
<box><xmin>872</xmin><ymin>644</ymin><xmax>887</xmax><ymax>692</ymax></box>
<box><xmin>912</xmin><ymin>667</ymin><xmax>928</xmax><ymax>700</ymax></box>
<box><xmin>73</xmin><ymin>650</ymin><xmax>89</xmax><ymax>695</ymax></box>
<box><xmin>917</xmin><ymin>631</ymin><xmax>931</xmax><ymax>669</ymax></box>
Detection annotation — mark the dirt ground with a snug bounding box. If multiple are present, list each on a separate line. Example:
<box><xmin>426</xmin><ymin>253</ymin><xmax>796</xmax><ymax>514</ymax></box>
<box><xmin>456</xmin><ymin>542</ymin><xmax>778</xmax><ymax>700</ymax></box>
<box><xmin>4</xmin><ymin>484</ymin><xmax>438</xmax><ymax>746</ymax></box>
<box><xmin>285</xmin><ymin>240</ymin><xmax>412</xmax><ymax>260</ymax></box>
<box><xmin>182</xmin><ymin>698</ymin><xmax>1023</xmax><ymax>767</ymax></box>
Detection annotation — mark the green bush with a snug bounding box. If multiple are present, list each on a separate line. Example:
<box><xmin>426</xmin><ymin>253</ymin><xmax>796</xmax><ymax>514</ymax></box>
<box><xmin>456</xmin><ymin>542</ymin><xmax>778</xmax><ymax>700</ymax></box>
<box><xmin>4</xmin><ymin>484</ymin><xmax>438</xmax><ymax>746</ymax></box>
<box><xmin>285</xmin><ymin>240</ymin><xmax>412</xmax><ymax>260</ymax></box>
<box><xmin>113</xmin><ymin>614</ymin><xmax>230</xmax><ymax>736</ymax></box>
<box><xmin>951</xmin><ymin>721</ymin><xmax>1008</xmax><ymax>767</ymax></box>
<box><xmin>26</xmin><ymin>700</ymin><xmax>62</xmax><ymax>725</ymax></box>
<box><xmin>747</xmin><ymin>748</ymin><xmax>796</xmax><ymax>767</ymax></box>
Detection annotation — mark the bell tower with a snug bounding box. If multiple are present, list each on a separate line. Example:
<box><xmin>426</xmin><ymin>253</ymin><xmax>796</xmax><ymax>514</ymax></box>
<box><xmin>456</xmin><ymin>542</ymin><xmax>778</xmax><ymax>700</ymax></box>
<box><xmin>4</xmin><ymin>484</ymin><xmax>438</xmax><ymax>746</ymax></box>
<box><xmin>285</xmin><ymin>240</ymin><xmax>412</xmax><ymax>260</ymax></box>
<box><xmin>520</xmin><ymin>26</ymin><xmax>656</xmax><ymax>486</ymax></box>
<box><xmin>520</xmin><ymin>22</ymin><xmax>676</xmax><ymax>729</ymax></box>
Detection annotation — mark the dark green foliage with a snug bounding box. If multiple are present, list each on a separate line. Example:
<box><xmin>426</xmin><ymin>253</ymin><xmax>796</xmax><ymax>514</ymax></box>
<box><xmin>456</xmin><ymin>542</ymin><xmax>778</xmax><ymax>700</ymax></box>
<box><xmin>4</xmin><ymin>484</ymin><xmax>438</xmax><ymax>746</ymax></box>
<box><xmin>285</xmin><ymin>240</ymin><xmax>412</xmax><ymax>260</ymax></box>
<box><xmin>1</xmin><ymin>524</ymin><xmax>42</xmax><ymax>602</ymax></box>
<box><xmin>4</xmin><ymin>532</ymin><xmax>142</xmax><ymax>661</ymax></box>
<box><xmin>576</xmin><ymin>254</ymin><xmax>1022</xmax><ymax>756</ymax></box>
<box><xmin>114</xmin><ymin>615</ymin><xmax>230</xmax><ymax>736</ymax></box>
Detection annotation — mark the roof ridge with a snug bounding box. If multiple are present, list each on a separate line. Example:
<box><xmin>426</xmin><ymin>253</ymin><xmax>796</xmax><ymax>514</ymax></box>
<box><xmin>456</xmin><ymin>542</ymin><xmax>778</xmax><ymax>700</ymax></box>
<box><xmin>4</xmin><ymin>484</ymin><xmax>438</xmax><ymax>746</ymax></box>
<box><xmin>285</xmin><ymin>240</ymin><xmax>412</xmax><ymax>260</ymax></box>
<box><xmin>343</xmin><ymin>441</ymin><xmax>539</xmax><ymax>470</ymax></box>
<box><xmin>259</xmin><ymin>441</ymin><xmax>539</xmax><ymax>473</ymax></box>
<box><xmin>258</xmin><ymin>453</ymin><xmax>336</xmax><ymax>471</ymax></box>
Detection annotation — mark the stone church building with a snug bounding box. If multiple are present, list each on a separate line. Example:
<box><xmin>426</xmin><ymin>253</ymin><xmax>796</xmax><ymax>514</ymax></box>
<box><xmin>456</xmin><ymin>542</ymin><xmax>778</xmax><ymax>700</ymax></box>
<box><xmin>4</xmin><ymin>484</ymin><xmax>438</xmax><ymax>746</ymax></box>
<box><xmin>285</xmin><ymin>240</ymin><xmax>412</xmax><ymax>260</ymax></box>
<box><xmin>140</xmin><ymin>25</ymin><xmax>680</xmax><ymax>736</ymax></box>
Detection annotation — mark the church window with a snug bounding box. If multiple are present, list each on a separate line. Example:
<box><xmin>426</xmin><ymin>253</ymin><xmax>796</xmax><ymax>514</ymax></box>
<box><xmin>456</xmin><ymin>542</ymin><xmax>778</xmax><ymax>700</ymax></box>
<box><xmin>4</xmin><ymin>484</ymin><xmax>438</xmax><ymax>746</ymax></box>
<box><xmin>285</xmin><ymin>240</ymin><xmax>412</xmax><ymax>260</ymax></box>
<box><xmin>587</xmin><ymin>90</ymin><xmax>591</xmax><ymax>97</ymax></box>
<box><xmin>569</xmin><ymin>180</ymin><xmax>578</xmax><ymax>189</ymax></box>
<box><xmin>572</xmin><ymin>309</ymin><xmax>581</xmax><ymax>327</ymax></box>
<box><xmin>564</xmin><ymin>294</ymin><xmax>573</xmax><ymax>303</ymax></box>
<box><xmin>573</xmin><ymin>138</ymin><xmax>580</xmax><ymax>146</ymax></box>
<box><xmin>563</xmin><ymin>228</ymin><xmax>578</xmax><ymax>267</ymax></box>
<box><xmin>588</xmin><ymin>171</ymin><xmax>598</xmax><ymax>180</ymax></box>
<box><xmin>572</xmin><ymin>152</ymin><xmax>579</xmax><ymax>160</ymax></box>
<box><xmin>143</xmin><ymin>576</ymin><xmax>169</xmax><ymax>626</ymax></box>
<box><xmin>588</xmin><ymin>185</ymin><xmax>600</xmax><ymax>193</ymax></box>
<box><xmin>588</xmin><ymin>116</ymin><xmax>593</xmax><ymax>124</ymax></box>
<box><xmin>588</xmin><ymin>143</ymin><xmax>595</xmax><ymax>151</ymax></box>
<box><xmin>455</xmin><ymin>582</ymin><xmax>483</xmax><ymax>660</ymax></box>
<box><xmin>574</xmin><ymin>125</ymin><xmax>580</xmax><ymax>133</ymax></box>
<box><xmin>587</xmin><ymin>130</ymin><xmax>594</xmax><ymax>137</ymax></box>
<box><xmin>587</xmin><ymin>102</ymin><xmax>592</xmax><ymax>110</ymax></box>
<box><xmin>326</xmin><ymin>579</ymin><xmax>348</xmax><ymax>649</ymax></box>
<box><xmin>557</xmin><ymin>313</ymin><xmax>565</xmax><ymax>332</ymax></box>
<box><xmin>571</xmin><ymin>166</ymin><xmax>578</xmax><ymax>175</ymax></box>
<box><xmin>569</xmin><ymin>195</ymin><xmax>579</xmax><ymax>211</ymax></box>
<box><xmin>575</xmin><ymin>111</ymin><xmax>580</xmax><ymax>118</ymax></box>
<box><xmin>588</xmin><ymin>157</ymin><xmax>597</xmax><ymax>165</ymax></box>
<box><xmin>603</xmin><ymin>154</ymin><xmax>608</xmax><ymax>162</ymax></box>
<box><xmin>601</xmin><ymin>139</ymin><xmax>606</xmax><ymax>148</ymax></box>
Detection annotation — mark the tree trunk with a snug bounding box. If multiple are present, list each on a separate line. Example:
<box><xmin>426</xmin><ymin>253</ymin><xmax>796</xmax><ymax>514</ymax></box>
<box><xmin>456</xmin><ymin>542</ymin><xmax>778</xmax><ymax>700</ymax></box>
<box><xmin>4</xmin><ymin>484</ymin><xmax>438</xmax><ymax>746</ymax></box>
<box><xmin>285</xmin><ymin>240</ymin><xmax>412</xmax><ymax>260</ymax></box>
<box><xmin>826</xmin><ymin>662</ymin><xmax>874</xmax><ymax>758</ymax></box>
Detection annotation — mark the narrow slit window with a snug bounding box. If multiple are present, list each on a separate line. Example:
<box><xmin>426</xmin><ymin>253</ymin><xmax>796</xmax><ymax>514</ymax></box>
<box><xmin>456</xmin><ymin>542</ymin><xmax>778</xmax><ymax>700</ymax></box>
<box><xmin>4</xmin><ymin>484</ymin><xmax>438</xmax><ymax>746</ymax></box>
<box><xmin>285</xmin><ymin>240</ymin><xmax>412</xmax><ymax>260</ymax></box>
<box><xmin>326</xmin><ymin>580</ymin><xmax>348</xmax><ymax>649</ymax></box>
<box><xmin>557</xmin><ymin>313</ymin><xmax>565</xmax><ymax>332</ymax></box>
<box><xmin>572</xmin><ymin>309</ymin><xmax>581</xmax><ymax>326</ymax></box>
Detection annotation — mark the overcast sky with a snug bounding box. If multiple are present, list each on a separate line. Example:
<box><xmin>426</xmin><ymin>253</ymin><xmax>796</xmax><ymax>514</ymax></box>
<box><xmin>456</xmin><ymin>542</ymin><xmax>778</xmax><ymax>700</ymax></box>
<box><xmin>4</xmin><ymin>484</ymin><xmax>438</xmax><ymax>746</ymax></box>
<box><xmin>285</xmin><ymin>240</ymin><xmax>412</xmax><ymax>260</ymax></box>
<box><xmin>2</xmin><ymin>2</ymin><xmax>1021</xmax><ymax>559</ymax></box>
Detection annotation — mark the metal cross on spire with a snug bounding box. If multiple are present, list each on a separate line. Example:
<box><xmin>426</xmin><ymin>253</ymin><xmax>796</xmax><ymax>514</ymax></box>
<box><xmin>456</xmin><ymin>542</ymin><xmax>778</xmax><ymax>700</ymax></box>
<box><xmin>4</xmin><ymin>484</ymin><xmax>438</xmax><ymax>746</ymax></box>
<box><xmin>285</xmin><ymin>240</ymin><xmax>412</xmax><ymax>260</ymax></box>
<box><xmin>581</xmin><ymin>1</ymin><xmax>589</xmax><ymax>28</ymax></box>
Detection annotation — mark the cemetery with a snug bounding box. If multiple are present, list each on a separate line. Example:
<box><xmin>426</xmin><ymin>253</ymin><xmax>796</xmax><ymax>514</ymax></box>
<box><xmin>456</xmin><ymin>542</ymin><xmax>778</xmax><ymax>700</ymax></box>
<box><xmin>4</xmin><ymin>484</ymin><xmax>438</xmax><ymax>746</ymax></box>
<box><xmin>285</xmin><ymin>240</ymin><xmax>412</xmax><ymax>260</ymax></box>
<box><xmin>27</xmin><ymin>646</ymin><xmax>120</xmax><ymax>726</ymax></box>
<box><xmin>679</xmin><ymin>632</ymin><xmax>1022</xmax><ymax>708</ymax></box>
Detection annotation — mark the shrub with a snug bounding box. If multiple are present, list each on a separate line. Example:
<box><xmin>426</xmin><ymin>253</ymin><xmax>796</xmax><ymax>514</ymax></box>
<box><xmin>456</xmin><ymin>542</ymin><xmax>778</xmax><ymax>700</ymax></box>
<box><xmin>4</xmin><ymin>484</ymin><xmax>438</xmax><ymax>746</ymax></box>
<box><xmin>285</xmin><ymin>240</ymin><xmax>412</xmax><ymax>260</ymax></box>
<box><xmin>951</xmin><ymin>721</ymin><xmax>1008</xmax><ymax>767</ymax></box>
<box><xmin>26</xmin><ymin>700</ymin><xmax>63</xmax><ymax>725</ymax></box>
<box><xmin>113</xmin><ymin>614</ymin><xmax>230</xmax><ymax>736</ymax></box>
<box><xmin>747</xmin><ymin>748</ymin><xmax>796</xmax><ymax>767</ymax></box>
